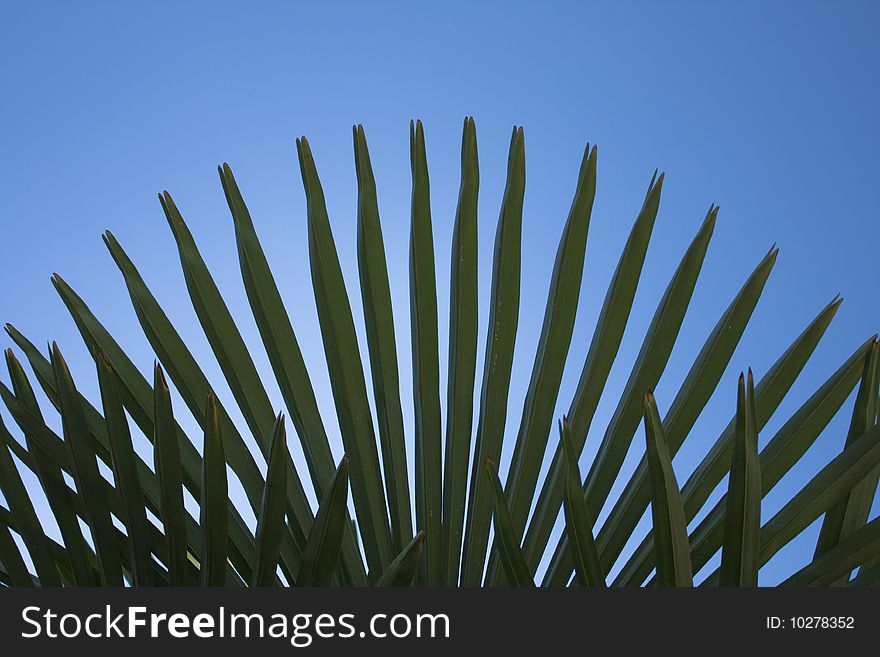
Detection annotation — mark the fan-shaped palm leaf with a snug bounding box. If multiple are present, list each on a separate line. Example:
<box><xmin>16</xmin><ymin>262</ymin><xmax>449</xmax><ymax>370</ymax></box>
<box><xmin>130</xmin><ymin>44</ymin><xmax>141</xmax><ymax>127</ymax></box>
<box><xmin>1</xmin><ymin>119</ymin><xmax>876</xmax><ymax>589</ymax></box>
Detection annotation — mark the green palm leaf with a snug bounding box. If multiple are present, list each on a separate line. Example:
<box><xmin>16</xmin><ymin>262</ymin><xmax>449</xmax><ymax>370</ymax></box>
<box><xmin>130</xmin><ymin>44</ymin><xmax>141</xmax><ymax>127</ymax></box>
<box><xmin>643</xmin><ymin>391</ymin><xmax>692</xmax><ymax>587</ymax></box>
<box><xmin>297</xmin><ymin>135</ymin><xmax>394</xmax><ymax>578</ymax></box>
<box><xmin>0</xmin><ymin>349</ymin><xmax>223</xmax><ymax>583</ymax></box>
<box><xmin>784</xmin><ymin>516</ymin><xmax>880</xmax><ymax>586</ymax></box>
<box><xmin>200</xmin><ymin>390</ymin><xmax>228</xmax><ymax>587</ymax></box>
<box><xmin>26</xmin><ymin>283</ymin><xmax>258</xmax><ymax>580</ymax></box>
<box><xmin>408</xmin><ymin>120</ymin><xmax>443</xmax><ymax>586</ymax></box>
<box><xmin>719</xmin><ymin>371</ymin><xmax>761</xmax><ymax>587</ymax></box>
<box><xmin>252</xmin><ymin>414</ymin><xmax>289</xmax><ymax>587</ymax></box>
<box><xmin>1</xmin><ymin>120</ymin><xmax>876</xmax><ymax>591</ymax></box>
<box><xmin>613</xmin><ymin>297</ymin><xmax>849</xmax><ymax>586</ymax></box>
<box><xmin>0</xmin><ymin>417</ymin><xmax>60</xmax><ymax>585</ymax></box>
<box><xmin>590</xmin><ymin>243</ymin><xmax>776</xmax><ymax>576</ymax></box>
<box><xmin>488</xmin><ymin>141</ymin><xmax>596</xmax><ymax>585</ymax></box>
<box><xmin>442</xmin><ymin>117</ymin><xmax>480</xmax><ymax>586</ymax></box>
<box><xmin>5</xmin><ymin>350</ymin><xmax>95</xmax><ymax>585</ymax></box>
<box><xmin>51</xmin><ymin>343</ymin><xmax>123</xmax><ymax>585</ymax></box>
<box><xmin>544</xmin><ymin>206</ymin><xmax>716</xmax><ymax>585</ymax></box>
<box><xmin>297</xmin><ymin>456</ymin><xmax>350</xmax><ymax>587</ymax></box>
<box><xmin>96</xmin><ymin>351</ymin><xmax>152</xmax><ymax>586</ymax></box>
<box><xmin>218</xmin><ymin>163</ymin><xmax>365</xmax><ymax>585</ymax></box>
<box><xmin>153</xmin><ymin>363</ymin><xmax>189</xmax><ymax>586</ymax></box>
<box><xmin>524</xmin><ymin>170</ymin><xmax>662</xmax><ymax>572</ymax></box>
<box><xmin>757</xmin><ymin>423</ymin><xmax>880</xmax><ymax>569</ymax></box>
<box><xmin>353</xmin><ymin>125</ymin><xmax>412</xmax><ymax>559</ymax></box>
<box><xmin>0</xmin><ymin>512</ymin><xmax>32</xmax><ymax>586</ymax></box>
<box><xmin>159</xmin><ymin>193</ymin><xmax>313</xmax><ymax>571</ymax></box>
<box><xmin>485</xmin><ymin>458</ymin><xmax>534</xmax><ymax>587</ymax></box>
<box><xmin>683</xmin><ymin>337</ymin><xmax>875</xmax><ymax>580</ymax></box>
<box><xmin>581</xmin><ymin>206</ymin><xmax>717</xmax><ymax>514</ymax></box>
<box><xmin>461</xmin><ymin>126</ymin><xmax>525</xmax><ymax>586</ymax></box>
<box><xmin>701</xmin><ymin>422</ymin><xmax>880</xmax><ymax>585</ymax></box>
<box><xmin>560</xmin><ymin>417</ymin><xmax>605</xmax><ymax>587</ymax></box>
<box><xmin>377</xmin><ymin>531</ymin><xmax>426</xmax><ymax>587</ymax></box>
<box><xmin>813</xmin><ymin>341</ymin><xmax>880</xmax><ymax>578</ymax></box>
<box><xmin>101</xmin><ymin>233</ymin><xmax>266</xmax><ymax>517</ymax></box>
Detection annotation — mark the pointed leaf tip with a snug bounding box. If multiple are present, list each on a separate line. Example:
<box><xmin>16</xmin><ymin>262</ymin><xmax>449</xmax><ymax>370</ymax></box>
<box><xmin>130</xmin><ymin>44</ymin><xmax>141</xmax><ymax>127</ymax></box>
<box><xmin>153</xmin><ymin>361</ymin><xmax>169</xmax><ymax>389</ymax></box>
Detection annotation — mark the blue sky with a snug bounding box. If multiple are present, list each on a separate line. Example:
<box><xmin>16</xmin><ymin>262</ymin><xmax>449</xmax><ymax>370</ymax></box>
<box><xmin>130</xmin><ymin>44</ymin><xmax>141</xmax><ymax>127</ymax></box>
<box><xmin>1</xmin><ymin>1</ymin><xmax>878</xmax><ymax>585</ymax></box>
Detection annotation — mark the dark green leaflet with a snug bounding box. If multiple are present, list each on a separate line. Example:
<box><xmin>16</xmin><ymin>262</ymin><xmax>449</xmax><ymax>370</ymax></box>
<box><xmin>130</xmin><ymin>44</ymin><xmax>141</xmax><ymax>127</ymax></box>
<box><xmin>485</xmin><ymin>459</ymin><xmax>534</xmax><ymax>587</ymax></box>
<box><xmin>158</xmin><ymin>193</ymin><xmax>313</xmax><ymax>573</ymax></box>
<box><xmin>461</xmin><ymin>127</ymin><xmax>524</xmax><ymax>586</ymax></box>
<box><xmin>523</xmin><ymin>172</ymin><xmax>662</xmax><ymax>572</ymax></box>
<box><xmin>408</xmin><ymin>120</ymin><xmax>443</xmax><ymax>586</ymax></box>
<box><xmin>719</xmin><ymin>372</ymin><xmax>761</xmax><ymax>587</ymax></box>
<box><xmin>543</xmin><ymin>207</ymin><xmax>717</xmax><ymax>585</ymax></box>
<box><xmin>377</xmin><ymin>532</ymin><xmax>426</xmax><ymax>587</ymax></box>
<box><xmin>560</xmin><ymin>418</ymin><xmax>605</xmax><ymax>587</ymax></box>
<box><xmin>297</xmin><ymin>457</ymin><xmax>350</xmax><ymax>587</ymax></box>
<box><xmin>586</xmin><ymin>245</ymin><xmax>776</xmax><ymax>577</ymax></box>
<box><xmin>784</xmin><ymin>516</ymin><xmax>880</xmax><ymax>587</ymax></box>
<box><xmin>0</xmin><ymin>383</ymin><xmax>132</xmax><ymax>575</ymax></box>
<box><xmin>680</xmin><ymin>338</ymin><xmax>875</xmax><ymax>581</ymax></box>
<box><xmin>442</xmin><ymin>117</ymin><xmax>480</xmax><ymax>586</ymax></box>
<box><xmin>96</xmin><ymin>351</ymin><xmax>153</xmax><ymax>586</ymax></box>
<box><xmin>0</xmin><ymin>350</ymin><xmax>242</xmax><ymax>585</ymax></box>
<box><xmin>218</xmin><ymin>164</ymin><xmax>365</xmax><ymax>585</ymax></box>
<box><xmin>0</xmin><ymin>119</ymin><xmax>874</xmax><ymax>591</ymax></box>
<box><xmin>352</xmin><ymin>125</ymin><xmax>412</xmax><ymax>559</ymax></box>
<box><xmin>643</xmin><ymin>392</ymin><xmax>692</xmax><ymax>587</ymax></box>
<box><xmin>579</xmin><ymin>207</ymin><xmax>717</xmax><ymax>520</ymax></box>
<box><xmin>0</xmin><ymin>503</ymin><xmax>99</xmax><ymax>585</ymax></box>
<box><xmin>51</xmin><ymin>344</ymin><xmax>123</xmax><ymax>586</ymax></box>
<box><xmin>700</xmin><ymin>423</ymin><xmax>880</xmax><ymax>585</ymax></box>
<box><xmin>0</xmin><ymin>417</ymin><xmax>60</xmax><ymax>585</ymax></box>
<box><xmin>613</xmin><ymin>321</ymin><xmax>867</xmax><ymax>587</ymax></box>
<box><xmin>153</xmin><ymin>364</ymin><xmax>189</xmax><ymax>586</ymax></box>
<box><xmin>487</xmin><ymin>142</ymin><xmax>596</xmax><ymax>586</ymax></box>
<box><xmin>252</xmin><ymin>415</ymin><xmax>289</xmax><ymax>587</ymax></box>
<box><xmin>101</xmin><ymin>232</ymin><xmax>266</xmax><ymax>515</ymax></box>
<box><xmin>16</xmin><ymin>285</ymin><xmax>258</xmax><ymax>581</ymax></box>
<box><xmin>0</xmin><ymin>512</ymin><xmax>32</xmax><ymax>586</ymax></box>
<box><xmin>200</xmin><ymin>391</ymin><xmax>228</xmax><ymax>587</ymax></box>
<box><xmin>756</xmin><ymin>424</ymin><xmax>880</xmax><ymax>570</ymax></box>
<box><xmin>813</xmin><ymin>341</ymin><xmax>879</xmax><ymax>582</ymax></box>
<box><xmin>6</xmin><ymin>350</ymin><xmax>95</xmax><ymax>585</ymax></box>
<box><xmin>297</xmin><ymin>136</ymin><xmax>394</xmax><ymax>578</ymax></box>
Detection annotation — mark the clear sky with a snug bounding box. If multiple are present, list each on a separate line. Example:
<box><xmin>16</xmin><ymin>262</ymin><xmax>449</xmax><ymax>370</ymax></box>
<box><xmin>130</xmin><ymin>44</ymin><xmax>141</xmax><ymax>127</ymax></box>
<box><xmin>1</xmin><ymin>1</ymin><xmax>878</xmax><ymax>585</ymax></box>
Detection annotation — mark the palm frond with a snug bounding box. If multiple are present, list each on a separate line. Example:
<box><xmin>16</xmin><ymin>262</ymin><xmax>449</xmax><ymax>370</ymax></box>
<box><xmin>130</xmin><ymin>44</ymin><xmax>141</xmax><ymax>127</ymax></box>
<box><xmin>1</xmin><ymin>120</ymin><xmax>876</xmax><ymax>588</ymax></box>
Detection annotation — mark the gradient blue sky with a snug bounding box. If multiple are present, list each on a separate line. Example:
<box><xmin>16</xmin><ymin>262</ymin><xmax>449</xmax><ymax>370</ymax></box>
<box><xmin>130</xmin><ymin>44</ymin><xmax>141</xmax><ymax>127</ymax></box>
<box><xmin>1</xmin><ymin>1</ymin><xmax>878</xmax><ymax>585</ymax></box>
